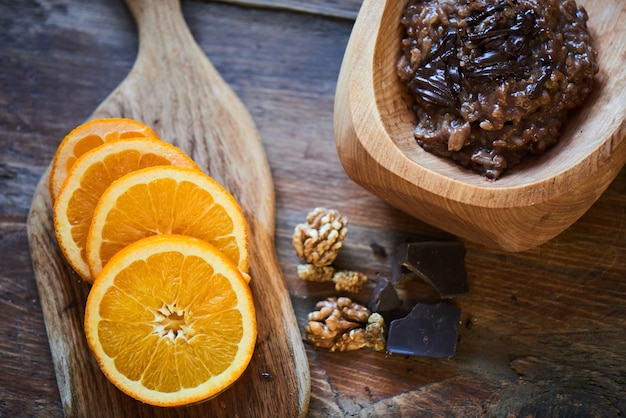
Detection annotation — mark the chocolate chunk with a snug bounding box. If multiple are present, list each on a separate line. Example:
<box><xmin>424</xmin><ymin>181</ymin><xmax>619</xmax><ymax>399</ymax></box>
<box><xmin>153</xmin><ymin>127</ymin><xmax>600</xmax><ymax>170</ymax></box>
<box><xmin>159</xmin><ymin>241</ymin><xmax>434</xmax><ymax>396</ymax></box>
<box><xmin>368</xmin><ymin>277</ymin><xmax>401</xmax><ymax>313</ymax></box>
<box><xmin>394</xmin><ymin>241</ymin><xmax>468</xmax><ymax>298</ymax></box>
<box><xmin>386</xmin><ymin>302</ymin><xmax>461</xmax><ymax>358</ymax></box>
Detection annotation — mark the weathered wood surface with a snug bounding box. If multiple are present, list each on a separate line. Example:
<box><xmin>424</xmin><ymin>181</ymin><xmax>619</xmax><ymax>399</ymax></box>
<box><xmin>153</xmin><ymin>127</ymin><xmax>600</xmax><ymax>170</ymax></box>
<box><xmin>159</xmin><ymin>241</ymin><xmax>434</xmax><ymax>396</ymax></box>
<box><xmin>1</xmin><ymin>0</ymin><xmax>625</xmax><ymax>417</ymax></box>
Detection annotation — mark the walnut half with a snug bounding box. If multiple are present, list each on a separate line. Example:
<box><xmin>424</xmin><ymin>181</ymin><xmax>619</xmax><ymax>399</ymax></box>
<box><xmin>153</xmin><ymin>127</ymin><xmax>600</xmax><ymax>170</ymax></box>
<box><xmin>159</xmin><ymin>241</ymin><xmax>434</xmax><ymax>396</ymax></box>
<box><xmin>292</xmin><ymin>208</ymin><xmax>348</xmax><ymax>267</ymax></box>
<box><xmin>297</xmin><ymin>264</ymin><xmax>368</xmax><ymax>294</ymax></box>
<box><xmin>305</xmin><ymin>297</ymin><xmax>386</xmax><ymax>352</ymax></box>
<box><xmin>332</xmin><ymin>270</ymin><xmax>368</xmax><ymax>293</ymax></box>
<box><xmin>296</xmin><ymin>264</ymin><xmax>336</xmax><ymax>282</ymax></box>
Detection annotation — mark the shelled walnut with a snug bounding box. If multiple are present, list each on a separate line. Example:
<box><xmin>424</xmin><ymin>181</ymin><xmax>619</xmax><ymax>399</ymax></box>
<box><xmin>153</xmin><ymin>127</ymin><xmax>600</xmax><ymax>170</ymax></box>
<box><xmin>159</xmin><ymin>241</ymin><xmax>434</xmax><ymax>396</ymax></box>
<box><xmin>297</xmin><ymin>264</ymin><xmax>368</xmax><ymax>293</ymax></box>
<box><xmin>296</xmin><ymin>264</ymin><xmax>336</xmax><ymax>282</ymax></box>
<box><xmin>332</xmin><ymin>270</ymin><xmax>368</xmax><ymax>293</ymax></box>
<box><xmin>305</xmin><ymin>297</ymin><xmax>386</xmax><ymax>352</ymax></box>
<box><xmin>292</xmin><ymin>207</ymin><xmax>348</xmax><ymax>267</ymax></box>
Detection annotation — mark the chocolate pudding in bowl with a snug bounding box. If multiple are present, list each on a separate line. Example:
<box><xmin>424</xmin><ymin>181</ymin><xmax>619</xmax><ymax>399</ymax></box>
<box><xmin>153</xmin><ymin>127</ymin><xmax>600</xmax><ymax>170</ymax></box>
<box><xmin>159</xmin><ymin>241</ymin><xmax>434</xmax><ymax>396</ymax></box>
<box><xmin>395</xmin><ymin>0</ymin><xmax>599</xmax><ymax>180</ymax></box>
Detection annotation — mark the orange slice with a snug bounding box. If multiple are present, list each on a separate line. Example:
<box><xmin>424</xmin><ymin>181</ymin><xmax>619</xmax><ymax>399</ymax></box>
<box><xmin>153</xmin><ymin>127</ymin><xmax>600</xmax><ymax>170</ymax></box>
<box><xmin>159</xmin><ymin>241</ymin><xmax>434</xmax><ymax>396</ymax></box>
<box><xmin>87</xmin><ymin>166</ymin><xmax>250</xmax><ymax>282</ymax></box>
<box><xmin>84</xmin><ymin>234</ymin><xmax>257</xmax><ymax>407</ymax></box>
<box><xmin>49</xmin><ymin>118</ymin><xmax>158</xmax><ymax>201</ymax></box>
<box><xmin>53</xmin><ymin>137</ymin><xmax>199</xmax><ymax>282</ymax></box>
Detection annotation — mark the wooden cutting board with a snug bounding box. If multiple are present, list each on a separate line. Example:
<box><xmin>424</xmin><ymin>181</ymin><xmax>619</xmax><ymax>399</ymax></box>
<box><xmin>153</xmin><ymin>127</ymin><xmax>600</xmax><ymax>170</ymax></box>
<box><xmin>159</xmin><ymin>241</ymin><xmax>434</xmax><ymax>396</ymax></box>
<box><xmin>26</xmin><ymin>0</ymin><xmax>310</xmax><ymax>416</ymax></box>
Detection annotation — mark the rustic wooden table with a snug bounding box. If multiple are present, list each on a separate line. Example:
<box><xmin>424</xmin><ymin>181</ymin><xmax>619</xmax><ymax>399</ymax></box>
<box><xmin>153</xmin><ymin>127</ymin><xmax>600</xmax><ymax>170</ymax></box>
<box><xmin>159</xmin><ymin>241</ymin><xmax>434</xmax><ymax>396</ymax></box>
<box><xmin>1</xmin><ymin>0</ymin><xmax>625</xmax><ymax>416</ymax></box>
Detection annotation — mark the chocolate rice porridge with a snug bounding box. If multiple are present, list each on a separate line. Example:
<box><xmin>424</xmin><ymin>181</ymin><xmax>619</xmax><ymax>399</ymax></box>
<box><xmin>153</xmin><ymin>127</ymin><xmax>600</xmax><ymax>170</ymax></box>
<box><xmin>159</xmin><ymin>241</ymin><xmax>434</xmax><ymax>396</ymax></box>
<box><xmin>397</xmin><ymin>0</ymin><xmax>599</xmax><ymax>179</ymax></box>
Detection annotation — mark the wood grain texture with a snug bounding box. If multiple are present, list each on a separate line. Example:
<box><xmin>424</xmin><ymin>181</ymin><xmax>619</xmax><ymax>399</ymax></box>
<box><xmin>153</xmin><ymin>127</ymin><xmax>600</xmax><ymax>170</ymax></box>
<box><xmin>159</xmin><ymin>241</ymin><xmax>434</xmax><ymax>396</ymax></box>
<box><xmin>2</xmin><ymin>0</ymin><xmax>626</xmax><ymax>417</ymax></box>
<box><xmin>335</xmin><ymin>0</ymin><xmax>626</xmax><ymax>251</ymax></box>
<box><xmin>26</xmin><ymin>0</ymin><xmax>309</xmax><ymax>416</ymax></box>
<box><xmin>211</xmin><ymin>0</ymin><xmax>362</xmax><ymax>19</ymax></box>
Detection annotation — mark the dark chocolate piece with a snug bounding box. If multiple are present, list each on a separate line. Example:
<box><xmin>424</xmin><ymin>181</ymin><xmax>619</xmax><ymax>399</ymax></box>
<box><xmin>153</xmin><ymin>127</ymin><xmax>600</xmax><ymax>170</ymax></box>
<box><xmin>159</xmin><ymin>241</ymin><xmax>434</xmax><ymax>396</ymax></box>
<box><xmin>386</xmin><ymin>302</ymin><xmax>461</xmax><ymax>358</ymax></box>
<box><xmin>394</xmin><ymin>241</ymin><xmax>468</xmax><ymax>298</ymax></box>
<box><xmin>368</xmin><ymin>277</ymin><xmax>401</xmax><ymax>313</ymax></box>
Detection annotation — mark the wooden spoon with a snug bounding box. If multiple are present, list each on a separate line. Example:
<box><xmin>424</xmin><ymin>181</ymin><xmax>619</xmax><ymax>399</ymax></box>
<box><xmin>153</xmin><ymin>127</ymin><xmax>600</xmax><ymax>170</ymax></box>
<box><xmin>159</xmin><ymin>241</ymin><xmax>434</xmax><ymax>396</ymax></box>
<box><xmin>335</xmin><ymin>0</ymin><xmax>626</xmax><ymax>251</ymax></box>
<box><xmin>27</xmin><ymin>0</ymin><xmax>310</xmax><ymax>416</ymax></box>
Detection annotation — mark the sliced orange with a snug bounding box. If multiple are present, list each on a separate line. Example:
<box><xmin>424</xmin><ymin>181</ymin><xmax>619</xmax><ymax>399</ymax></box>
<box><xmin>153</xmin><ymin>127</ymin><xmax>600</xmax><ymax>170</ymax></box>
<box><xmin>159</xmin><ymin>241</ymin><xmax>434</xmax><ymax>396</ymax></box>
<box><xmin>53</xmin><ymin>138</ymin><xmax>199</xmax><ymax>282</ymax></box>
<box><xmin>84</xmin><ymin>234</ymin><xmax>257</xmax><ymax>407</ymax></box>
<box><xmin>49</xmin><ymin>118</ymin><xmax>158</xmax><ymax>201</ymax></box>
<box><xmin>87</xmin><ymin>166</ymin><xmax>250</xmax><ymax>282</ymax></box>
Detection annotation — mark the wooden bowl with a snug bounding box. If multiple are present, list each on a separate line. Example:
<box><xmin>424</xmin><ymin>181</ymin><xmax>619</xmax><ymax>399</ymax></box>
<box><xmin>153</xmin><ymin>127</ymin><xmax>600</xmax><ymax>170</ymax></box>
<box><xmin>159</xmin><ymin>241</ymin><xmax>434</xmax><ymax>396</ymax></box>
<box><xmin>334</xmin><ymin>0</ymin><xmax>626</xmax><ymax>251</ymax></box>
